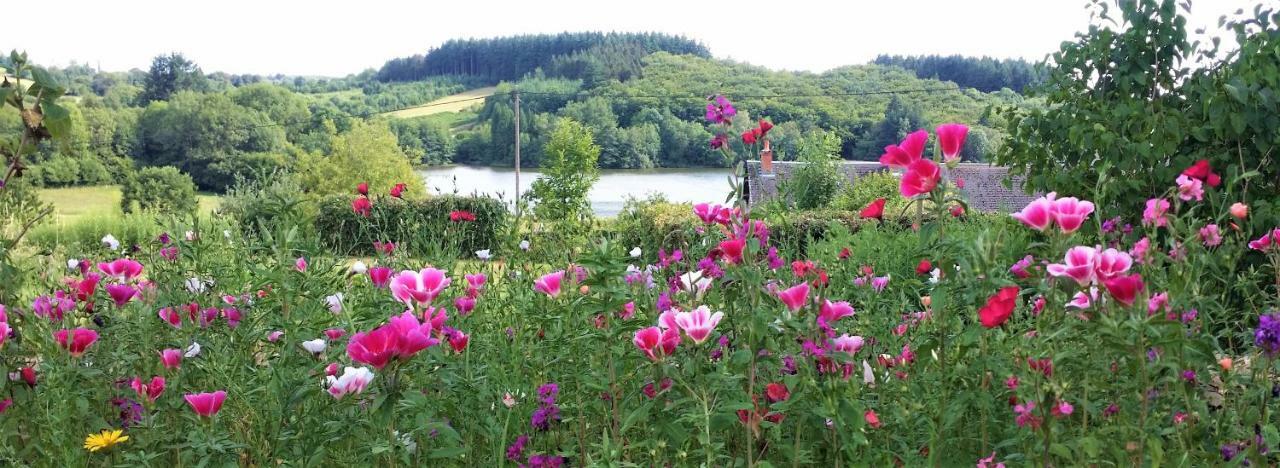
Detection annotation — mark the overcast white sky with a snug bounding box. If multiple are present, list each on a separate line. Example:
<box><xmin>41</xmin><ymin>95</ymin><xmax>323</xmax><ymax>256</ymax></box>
<box><xmin>8</xmin><ymin>0</ymin><xmax>1264</xmax><ymax>76</ymax></box>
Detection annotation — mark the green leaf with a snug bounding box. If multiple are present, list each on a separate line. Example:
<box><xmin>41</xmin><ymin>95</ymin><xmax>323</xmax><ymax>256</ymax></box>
<box><xmin>38</xmin><ymin>100</ymin><xmax>71</xmax><ymax>140</ymax></box>
<box><xmin>620</xmin><ymin>401</ymin><xmax>653</xmax><ymax>433</ymax></box>
<box><xmin>428</xmin><ymin>447</ymin><xmax>467</xmax><ymax>459</ymax></box>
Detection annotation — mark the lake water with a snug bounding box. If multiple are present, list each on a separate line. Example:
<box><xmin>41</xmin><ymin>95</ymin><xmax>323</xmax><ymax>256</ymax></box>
<box><xmin>418</xmin><ymin>165</ymin><xmax>733</xmax><ymax>217</ymax></box>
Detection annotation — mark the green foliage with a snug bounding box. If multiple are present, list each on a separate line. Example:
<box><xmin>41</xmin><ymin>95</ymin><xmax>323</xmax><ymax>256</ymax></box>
<box><xmin>872</xmin><ymin>54</ymin><xmax>1045</xmax><ymax>92</ymax></box>
<box><xmin>997</xmin><ymin>1</ymin><xmax>1280</xmax><ymax>220</ymax></box>
<box><xmin>138</xmin><ymin>52</ymin><xmax>209</xmax><ymax>104</ymax></box>
<box><xmin>609</xmin><ymin>196</ymin><xmax>698</xmax><ymax>255</ymax></box>
<box><xmin>295</xmin><ymin>121</ymin><xmax>421</xmax><ymax>198</ymax></box>
<box><xmin>388</xmin><ymin>117</ymin><xmax>455</xmax><ymax>165</ymax></box>
<box><xmin>833</xmin><ymin>170</ymin><xmax>907</xmax><ymax>214</ymax></box>
<box><xmin>529</xmin><ymin>118</ymin><xmax>600</xmax><ymax>220</ymax></box>
<box><xmin>229</xmin><ymin>83</ymin><xmax>312</xmax><ymax>140</ymax></box>
<box><xmin>312</xmin><ymin>194</ymin><xmax>507</xmax><ymax>256</ymax></box>
<box><xmin>221</xmin><ymin>170</ymin><xmax>318</xmax><ymax>241</ymax></box>
<box><xmin>120</xmin><ymin>166</ymin><xmax>198</xmax><ymax>215</ymax></box>
<box><xmin>786</xmin><ymin>130</ymin><xmax>845</xmax><ymax>209</ymax></box>
<box><xmin>25</xmin><ymin>211</ymin><xmax>166</xmax><ymax>253</ymax></box>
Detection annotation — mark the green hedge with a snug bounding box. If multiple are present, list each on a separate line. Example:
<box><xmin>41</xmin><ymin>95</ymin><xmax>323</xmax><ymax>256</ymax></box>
<box><xmin>314</xmin><ymin>195</ymin><xmax>508</xmax><ymax>257</ymax></box>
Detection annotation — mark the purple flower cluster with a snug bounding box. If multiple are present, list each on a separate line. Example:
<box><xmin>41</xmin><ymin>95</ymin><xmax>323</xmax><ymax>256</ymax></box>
<box><xmin>505</xmin><ymin>434</ymin><xmax>529</xmax><ymax>461</ymax></box>
<box><xmin>1256</xmin><ymin>313</ymin><xmax>1280</xmax><ymax>357</ymax></box>
<box><xmin>705</xmin><ymin>95</ymin><xmax>736</xmax><ymax>124</ymax></box>
<box><xmin>530</xmin><ymin>382</ymin><xmax>560</xmax><ymax>431</ymax></box>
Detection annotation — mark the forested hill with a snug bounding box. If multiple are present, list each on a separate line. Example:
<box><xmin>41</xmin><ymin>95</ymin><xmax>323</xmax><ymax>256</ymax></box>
<box><xmin>871</xmin><ymin>55</ymin><xmax>1044</xmax><ymax>93</ymax></box>
<box><xmin>375</xmin><ymin>32</ymin><xmax>710</xmax><ymax>84</ymax></box>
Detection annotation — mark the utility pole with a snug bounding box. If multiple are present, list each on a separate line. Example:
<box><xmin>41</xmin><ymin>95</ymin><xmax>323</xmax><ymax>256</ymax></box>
<box><xmin>513</xmin><ymin>90</ymin><xmax>521</xmax><ymax>218</ymax></box>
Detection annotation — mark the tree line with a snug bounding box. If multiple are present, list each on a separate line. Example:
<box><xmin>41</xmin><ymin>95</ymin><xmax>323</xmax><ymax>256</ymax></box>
<box><xmin>872</xmin><ymin>54</ymin><xmax>1045</xmax><ymax>93</ymax></box>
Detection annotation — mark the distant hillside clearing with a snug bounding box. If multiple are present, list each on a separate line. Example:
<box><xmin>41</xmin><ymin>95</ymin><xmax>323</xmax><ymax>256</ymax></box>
<box><xmin>384</xmin><ymin>87</ymin><xmax>497</xmax><ymax>118</ymax></box>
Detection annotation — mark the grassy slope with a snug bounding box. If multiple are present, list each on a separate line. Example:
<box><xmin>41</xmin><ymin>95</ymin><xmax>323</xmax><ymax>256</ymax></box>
<box><xmin>383</xmin><ymin>86</ymin><xmax>498</xmax><ymax>118</ymax></box>
<box><xmin>39</xmin><ymin>185</ymin><xmax>220</xmax><ymax>222</ymax></box>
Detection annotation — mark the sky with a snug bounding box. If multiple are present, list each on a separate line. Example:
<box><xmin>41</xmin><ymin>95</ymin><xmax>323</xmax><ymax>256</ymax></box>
<box><xmin>8</xmin><ymin>0</ymin><xmax>1265</xmax><ymax>76</ymax></box>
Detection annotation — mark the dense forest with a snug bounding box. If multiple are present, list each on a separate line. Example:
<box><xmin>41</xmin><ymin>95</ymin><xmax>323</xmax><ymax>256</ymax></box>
<box><xmin>0</xmin><ymin>33</ymin><xmax>1034</xmax><ymax>193</ymax></box>
<box><xmin>375</xmin><ymin>32</ymin><xmax>711</xmax><ymax>83</ymax></box>
<box><xmin>872</xmin><ymin>54</ymin><xmax>1045</xmax><ymax>92</ymax></box>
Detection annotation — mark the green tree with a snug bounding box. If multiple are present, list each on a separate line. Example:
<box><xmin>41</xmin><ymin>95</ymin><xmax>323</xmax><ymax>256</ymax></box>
<box><xmin>297</xmin><ymin>121</ymin><xmax>421</xmax><ymax>198</ymax></box>
<box><xmin>788</xmin><ymin>129</ymin><xmax>845</xmax><ymax>209</ymax></box>
<box><xmin>135</xmin><ymin>91</ymin><xmax>286</xmax><ymax>190</ymax></box>
<box><xmin>229</xmin><ymin>83</ymin><xmax>312</xmax><ymax>141</ymax></box>
<box><xmin>529</xmin><ymin>118</ymin><xmax>600</xmax><ymax>220</ymax></box>
<box><xmin>120</xmin><ymin>166</ymin><xmax>198</xmax><ymax>214</ymax></box>
<box><xmin>139</xmin><ymin>53</ymin><xmax>209</xmax><ymax>104</ymax></box>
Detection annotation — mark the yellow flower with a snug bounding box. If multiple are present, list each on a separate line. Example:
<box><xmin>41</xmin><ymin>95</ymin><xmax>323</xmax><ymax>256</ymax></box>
<box><xmin>83</xmin><ymin>429</ymin><xmax>128</xmax><ymax>452</ymax></box>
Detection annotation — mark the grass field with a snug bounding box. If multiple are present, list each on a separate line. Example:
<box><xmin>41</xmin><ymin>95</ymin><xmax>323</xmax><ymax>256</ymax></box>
<box><xmin>38</xmin><ymin>185</ymin><xmax>221</xmax><ymax>222</ymax></box>
<box><xmin>383</xmin><ymin>86</ymin><xmax>498</xmax><ymax>119</ymax></box>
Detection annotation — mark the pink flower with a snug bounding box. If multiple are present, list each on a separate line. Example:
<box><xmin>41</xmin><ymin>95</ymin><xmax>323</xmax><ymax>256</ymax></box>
<box><xmin>1129</xmin><ymin>237</ymin><xmax>1151</xmax><ymax>264</ymax></box>
<box><xmin>390</xmin><ymin>268</ymin><xmax>451</xmax><ymax>307</ymax></box>
<box><xmin>1011</xmin><ymin>193</ymin><xmax>1056</xmax><ymax>231</ymax></box>
<box><xmin>386</xmin><ymin>311</ymin><xmax>441</xmax><ymax>359</ymax></box>
<box><xmin>0</xmin><ymin>322</ymin><xmax>9</xmax><ymax>349</ymax></box>
<box><xmin>657</xmin><ymin>309</ymin><xmax>680</xmax><ymax>330</ymax></box>
<box><xmin>160</xmin><ymin>247</ymin><xmax>179</xmax><ymax>261</ymax></box>
<box><xmin>878</xmin><ymin>130</ymin><xmax>928</xmax><ymax>168</ymax></box>
<box><xmin>977</xmin><ymin>452</ymin><xmax>1007</xmax><ymax>468</ymax></box>
<box><xmin>633</xmin><ymin>326</ymin><xmax>680</xmax><ymax>361</ymax></box>
<box><xmin>0</xmin><ymin>399</ymin><xmax>10</xmax><ymax>414</ymax></box>
<box><xmin>776</xmin><ymin>282</ymin><xmax>810</xmax><ymax>312</ymax></box>
<box><xmin>693</xmin><ymin>203</ymin><xmax>730</xmax><ymax>225</ymax></box>
<box><xmin>1092</xmin><ymin>247</ymin><xmax>1133</xmax><ymax>282</ymax></box>
<box><xmin>899</xmin><ymin>159</ymin><xmax>941</xmax><ymax>198</ymax></box>
<box><xmin>325</xmin><ymin>362</ymin><xmax>339</xmax><ymax>376</ymax></box>
<box><xmin>267</xmin><ymin>330</ymin><xmax>284</xmax><ymax>342</ymax></box>
<box><xmin>184</xmin><ymin>390</ymin><xmax>226</xmax><ymax>417</ymax></box>
<box><xmin>935</xmin><ymin>123</ymin><xmax>969</xmax><ymax>163</ymax></box>
<box><xmin>295</xmin><ymin>257</ymin><xmax>308</xmax><ymax>273</ymax></box>
<box><xmin>534</xmin><ymin>270</ymin><xmax>566</xmax><ymax>297</ymax></box>
<box><xmin>1248</xmin><ymin>228</ymin><xmax>1280</xmax><ymax>251</ymax></box>
<box><xmin>1047</xmin><ymin>246</ymin><xmax>1097</xmax><ymax>286</ymax></box>
<box><xmin>97</xmin><ymin>258</ymin><xmax>143</xmax><ymax>282</ymax></box>
<box><xmin>327</xmin><ymin>367</ymin><xmax>375</xmax><ymax>399</ymax></box>
<box><xmin>346</xmin><ymin>326</ymin><xmax>400</xmax><ymax>370</ymax></box>
<box><xmin>465</xmin><ymin>273</ymin><xmax>487</xmax><ymax>295</ymax></box>
<box><xmin>719</xmin><ymin>238</ymin><xmax>746</xmax><ymax>264</ymax></box>
<box><xmin>222</xmin><ymin>308</ymin><xmax>241</xmax><ymax>329</ymax></box>
<box><xmin>1175</xmin><ymin>175</ymin><xmax>1204</xmax><ymax>201</ymax></box>
<box><xmin>832</xmin><ymin>334</ymin><xmax>865</xmax><ymax>355</ymax></box>
<box><xmin>1231</xmin><ymin>202</ymin><xmax>1248</xmax><ymax>219</ymax></box>
<box><xmin>1052</xmin><ymin>400</ymin><xmax>1074</xmax><ymax>417</ymax></box>
<box><xmin>369</xmin><ymin>266</ymin><xmax>393</xmax><ymax>288</ymax></box>
<box><xmin>1102</xmin><ymin>273</ymin><xmax>1144</xmax><ymax>307</ymax></box>
<box><xmin>158</xmin><ymin>307</ymin><xmax>182</xmax><ymax>328</ymax></box>
<box><xmin>454</xmin><ymin>296</ymin><xmax>476</xmax><ymax>315</ymax></box>
<box><xmin>1199</xmin><ymin>224</ymin><xmax>1222</xmax><ymax>247</ymax></box>
<box><xmin>130</xmin><ymin>376</ymin><xmax>165</xmax><ymax>403</ymax></box>
<box><xmin>106</xmin><ymin>284</ymin><xmax>137</xmax><ymax>308</ymax></box>
<box><xmin>1147</xmin><ymin>292</ymin><xmax>1169</xmax><ymax>316</ymax></box>
<box><xmin>1067</xmin><ymin>288</ymin><xmax>1098</xmax><ymax>310</ymax></box>
<box><xmin>1051</xmin><ymin>197</ymin><xmax>1094</xmax><ymax>234</ymax></box>
<box><xmin>324</xmin><ymin>328</ymin><xmax>346</xmax><ymax>340</ymax></box>
<box><xmin>1014</xmin><ymin>401</ymin><xmax>1040</xmax><ymax>428</ymax></box>
<box><xmin>818</xmin><ymin>300</ymin><xmax>856</xmax><ymax>325</ymax></box>
<box><xmin>1143</xmin><ymin>198</ymin><xmax>1170</xmax><ymax>228</ymax></box>
<box><xmin>673</xmin><ymin>306</ymin><xmax>724</xmax><ymax>344</ymax></box>
<box><xmin>160</xmin><ymin>348</ymin><xmax>183</xmax><ymax>369</ymax></box>
<box><xmin>53</xmin><ymin>328</ymin><xmax>99</xmax><ymax>357</ymax></box>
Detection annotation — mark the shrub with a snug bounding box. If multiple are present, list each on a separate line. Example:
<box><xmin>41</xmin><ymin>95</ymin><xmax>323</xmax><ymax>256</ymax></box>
<box><xmin>221</xmin><ymin>170</ymin><xmax>317</xmax><ymax>239</ymax></box>
<box><xmin>609</xmin><ymin>196</ymin><xmax>698</xmax><ymax>255</ymax></box>
<box><xmin>785</xmin><ymin>130</ymin><xmax>845</xmax><ymax>209</ymax></box>
<box><xmin>295</xmin><ymin>121</ymin><xmax>422</xmax><ymax>199</ymax></box>
<box><xmin>120</xmin><ymin>166</ymin><xmax>198</xmax><ymax>215</ymax></box>
<box><xmin>313</xmin><ymin>194</ymin><xmax>507</xmax><ymax>256</ymax></box>
<box><xmin>529</xmin><ymin>118</ymin><xmax>599</xmax><ymax>221</ymax></box>
<box><xmin>833</xmin><ymin>170</ymin><xmax>907</xmax><ymax>214</ymax></box>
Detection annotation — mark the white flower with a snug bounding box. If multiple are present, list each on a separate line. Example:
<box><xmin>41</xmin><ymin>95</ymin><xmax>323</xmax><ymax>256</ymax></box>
<box><xmin>502</xmin><ymin>392</ymin><xmax>517</xmax><ymax>408</ymax></box>
<box><xmin>325</xmin><ymin>293</ymin><xmax>344</xmax><ymax>314</ymax></box>
<box><xmin>862</xmin><ymin>360</ymin><xmax>875</xmax><ymax>386</ymax></box>
<box><xmin>67</xmin><ymin>258</ymin><xmax>79</xmax><ymax>270</ymax></box>
<box><xmin>184</xmin><ymin>231</ymin><xmax>196</xmax><ymax>241</ymax></box>
<box><xmin>327</xmin><ymin>366</ymin><xmax>375</xmax><ymax>399</ymax></box>
<box><xmin>929</xmin><ymin>268</ymin><xmax>941</xmax><ymax>284</ymax></box>
<box><xmin>223</xmin><ymin>229</ymin><xmax>232</xmax><ymax>239</ymax></box>
<box><xmin>185</xmin><ymin>341</ymin><xmax>202</xmax><ymax>358</ymax></box>
<box><xmin>519</xmin><ymin>240</ymin><xmax>530</xmax><ymax>251</ymax></box>
<box><xmin>301</xmin><ymin>339</ymin><xmax>327</xmax><ymax>355</ymax></box>
<box><xmin>625</xmin><ymin>264</ymin><xmax>640</xmax><ymax>274</ymax></box>
<box><xmin>629</xmin><ymin>247</ymin><xmax>642</xmax><ymax>258</ymax></box>
<box><xmin>476</xmin><ymin>249</ymin><xmax>492</xmax><ymax>260</ymax></box>
<box><xmin>185</xmin><ymin>277</ymin><xmax>209</xmax><ymax>294</ymax></box>
<box><xmin>101</xmin><ymin>234</ymin><xmax>120</xmax><ymax>251</ymax></box>
<box><xmin>678</xmin><ymin>270</ymin><xmax>712</xmax><ymax>299</ymax></box>
<box><xmin>350</xmin><ymin>261</ymin><xmax>368</xmax><ymax>275</ymax></box>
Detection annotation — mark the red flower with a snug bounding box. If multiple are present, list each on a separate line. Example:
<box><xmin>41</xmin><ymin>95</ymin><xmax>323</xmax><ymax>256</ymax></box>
<box><xmin>915</xmin><ymin>259</ymin><xmax>932</xmax><ymax>275</ymax></box>
<box><xmin>719</xmin><ymin>238</ymin><xmax>746</xmax><ymax>264</ymax></box>
<box><xmin>449</xmin><ymin>210</ymin><xmax>476</xmax><ymax>222</ymax></box>
<box><xmin>860</xmin><ymin>198</ymin><xmax>886</xmax><ymax>220</ymax></box>
<box><xmin>765</xmin><ymin>382</ymin><xmax>790</xmax><ymax>403</ymax></box>
<box><xmin>1102</xmin><ymin>273</ymin><xmax>1144</xmax><ymax>307</ymax></box>
<box><xmin>878</xmin><ymin>130</ymin><xmax>928</xmax><ymax>168</ymax></box>
<box><xmin>900</xmin><ymin>159</ymin><xmax>941</xmax><ymax>198</ymax></box>
<box><xmin>741</xmin><ymin>129</ymin><xmax>758</xmax><ymax>145</ymax></box>
<box><xmin>352</xmin><ymin>196</ymin><xmax>372</xmax><ymax>217</ymax></box>
<box><xmin>935</xmin><ymin>123</ymin><xmax>969</xmax><ymax>161</ymax></box>
<box><xmin>978</xmin><ymin>286</ymin><xmax>1019</xmax><ymax>328</ymax></box>
<box><xmin>864</xmin><ymin>409</ymin><xmax>882</xmax><ymax>429</ymax></box>
<box><xmin>758</xmin><ymin>119</ymin><xmax>774</xmax><ymax>136</ymax></box>
<box><xmin>950</xmin><ymin>204</ymin><xmax>965</xmax><ymax>217</ymax></box>
<box><xmin>356</xmin><ymin>182</ymin><xmax>369</xmax><ymax>196</ymax></box>
<box><xmin>838</xmin><ymin>247</ymin><xmax>851</xmax><ymax>260</ymax></box>
<box><xmin>390</xmin><ymin>183</ymin><xmax>406</xmax><ymax>198</ymax></box>
<box><xmin>1181</xmin><ymin>159</ymin><xmax>1221</xmax><ymax>187</ymax></box>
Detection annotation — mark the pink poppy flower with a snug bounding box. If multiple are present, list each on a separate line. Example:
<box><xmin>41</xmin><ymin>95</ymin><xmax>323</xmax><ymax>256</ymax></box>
<box><xmin>818</xmin><ymin>300</ymin><xmax>855</xmax><ymax>325</ymax></box>
<box><xmin>1175</xmin><ymin>175</ymin><xmax>1204</xmax><ymax>201</ymax></box>
<box><xmin>184</xmin><ymin>390</ymin><xmax>226</xmax><ymax>417</ymax></box>
<box><xmin>1011</xmin><ymin>193</ymin><xmax>1056</xmax><ymax>231</ymax></box>
<box><xmin>106</xmin><ymin>284</ymin><xmax>137</xmax><ymax>308</ymax></box>
<box><xmin>347</xmin><ymin>326</ymin><xmax>400</xmax><ymax>370</ymax></box>
<box><xmin>454</xmin><ymin>296</ymin><xmax>476</xmax><ymax>315</ymax></box>
<box><xmin>160</xmin><ymin>348</ymin><xmax>183</xmax><ymax>369</ymax></box>
<box><xmin>633</xmin><ymin>326</ymin><xmax>681</xmax><ymax>361</ymax></box>
<box><xmin>776</xmin><ymin>282</ymin><xmax>810</xmax><ymax>312</ymax></box>
<box><xmin>832</xmin><ymin>334</ymin><xmax>865</xmax><ymax>355</ymax></box>
<box><xmin>534</xmin><ymin>270</ymin><xmax>566</xmax><ymax>297</ymax></box>
<box><xmin>368</xmin><ymin>266</ymin><xmax>393</xmax><ymax>288</ymax></box>
<box><xmin>1092</xmin><ymin>247</ymin><xmax>1133</xmax><ymax>282</ymax></box>
<box><xmin>324</xmin><ymin>328</ymin><xmax>346</xmax><ymax>340</ymax></box>
<box><xmin>1067</xmin><ymin>288</ymin><xmax>1098</xmax><ymax>310</ymax></box>
<box><xmin>1051</xmin><ymin>197</ymin><xmax>1094</xmax><ymax>234</ymax></box>
<box><xmin>130</xmin><ymin>376</ymin><xmax>165</xmax><ymax>403</ymax></box>
<box><xmin>935</xmin><ymin>123</ymin><xmax>969</xmax><ymax>163</ymax></box>
<box><xmin>1248</xmin><ymin>228</ymin><xmax>1280</xmax><ymax>251</ymax></box>
<box><xmin>158</xmin><ymin>307</ymin><xmax>182</xmax><ymax>328</ymax></box>
<box><xmin>53</xmin><ymin>328</ymin><xmax>99</xmax><ymax>357</ymax></box>
<box><xmin>1047</xmin><ymin>246</ymin><xmax>1097</xmax><ymax>286</ymax></box>
<box><xmin>673</xmin><ymin>306</ymin><xmax>724</xmax><ymax>344</ymax></box>
<box><xmin>719</xmin><ymin>238</ymin><xmax>746</xmax><ymax>264</ymax></box>
<box><xmin>878</xmin><ymin>130</ymin><xmax>928</xmax><ymax>168</ymax></box>
<box><xmin>1102</xmin><ymin>273</ymin><xmax>1144</xmax><ymax>307</ymax></box>
<box><xmin>386</xmin><ymin>311</ymin><xmax>440</xmax><ymax>359</ymax></box>
<box><xmin>390</xmin><ymin>268</ymin><xmax>451</xmax><ymax>307</ymax></box>
<box><xmin>899</xmin><ymin>159</ymin><xmax>941</xmax><ymax>198</ymax></box>
<box><xmin>97</xmin><ymin>258</ymin><xmax>143</xmax><ymax>282</ymax></box>
<box><xmin>1143</xmin><ymin>198</ymin><xmax>1170</xmax><ymax>228</ymax></box>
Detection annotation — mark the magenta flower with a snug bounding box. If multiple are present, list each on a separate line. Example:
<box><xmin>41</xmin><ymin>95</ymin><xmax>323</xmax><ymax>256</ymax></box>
<box><xmin>1047</xmin><ymin>246</ymin><xmax>1097</xmax><ymax>286</ymax></box>
<box><xmin>97</xmin><ymin>258</ymin><xmax>143</xmax><ymax>282</ymax></box>
<box><xmin>454</xmin><ymin>296</ymin><xmax>476</xmax><ymax>315</ymax></box>
<box><xmin>1067</xmin><ymin>288</ymin><xmax>1098</xmax><ymax>310</ymax></box>
<box><xmin>673</xmin><ymin>306</ymin><xmax>723</xmax><ymax>344</ymax></box>
<box><xmin>818</xmin><ymin>300</ymin><xmax>855</xmax><ymax>325</ymax></box>
<box><xmin>390</xmin><ymin>268</ymin><xmax>451</xmax><ymax>307</ymax></box>
<box><xmin>0</xmin><ymin>322</ymin><xmax>9</xmax><ymax>349</ymax></box>
<box><xmin>130</xmin><ymin>376</ymin><xmax>165</xmax><ymax>403</ymax></box>
<box><xmin>295</xmin><ymin>257</ymin><xmax>308</xmax><ymax>272</ymax></box>
<box><xmin>160</xmin><ymin>348</ymin><xmax>182</xmax><ymax>369</ymax></box>
<box><xmin>1248</xmin><ymin>228</ymin><xmax>1280</xmax><ymax>251</ymax></box>
<box><xmin>32</xmin><ymin>292</ymin><xmax>74</xmax><ymax>321</ymax></box>
<box><xmin>871</xmin><ymin>275</ymin><xmax>890</xmax><ymax>292</ymax></box>
<box><xmin>1175</xmin><ymin>175</ymin><xmax>1204</xmax><ymax>201</ymax></box>
<box><xmin>106</xmin><ymin>284</ymin><xmax>137</xmax><ymax>308</ymax></box>
<box><xmin>1092</xmin><ymin>247</ymin><xmax>1133</xmax><ymax>282</ymax></box>
<box><xmin>776</xmin><ymin>282</ymin><xmax>810</xmax><ymax>312</ymax></box>
<box><xmin>347</xmin><ymin>326</ymin><xmax>400</xmax><ymax>370</ymax></box>
<box><xmin>832</xmin><ymin>334</ymin><xmax>865</xmax><ymax>355</ymax></box>
<box><xmin>369</xmin><ymin>266</ymin><xmax>393</xmax><ymax>288</ymax></box>
<box><xmin>465</xmin><ymin>273</ymin><xmax>487</xmax><ymax>295</ymax></box>
<box><xmin>1014</xmin><ymin>401</ymin><xmax>1040</xmax><ymax>428</ymax></box>
<box><xmin>1199</xmin><ymin>224</ymin><xmax>1222</xmax><ymax>247</ymax></box>
<box><xmin>1051</xmin><ymin>197</ymin><xmax>1094</xmax><ymax>234</ymax></box>
<box><xmin>1143</xmin><ymin>198</ymin><xmax>1170</xmax><ymax>228</ymax></box>
<box><xmin>1102</xmin><ymin>273</ymin><xmax>1144</xmax><ymax>307</ymax></box>
<box><xmin>184</xmin><ymin>390</ymin><xmax>226</xmax><ymax>417</ymax></box>
<box><xmin>1011</xmin><ymin>193</ymin><xmax>1057</xmax><ymax>232</ymax></box>
<box><xmin>878</xmin><ymin>130</ymin><xmax>928</xmax><ymax>168</ymax></box>
<box><xmin>935</xmin><ymin>123</ymin><xmax>969</xmax><ymax>163</ymax></box>
<box><xmin>1129</xmin><ymin>237</ymin><xmax>1152</xmax><ymax>264</ymax></box>
<box><xmin>533</xmin><ymin>270</ymin><xmax>565</xmax><ymax>297</ymax></box>
<box><xmin>899</xmin><ymin>159</ymin><xmax>941</xmax><ymax>198</ymax></box>
<box><xmin>158</xmin><ymin>307</ymin><xmax>182</xmax><ymax>328</ymax></box>
<box><xmin>633</xmin><ymin>326</ymin><xmax>680</xmax><ymax>361</ymax></box>
<box><xmin>386</xmin><ymin>311</ymin><xmax>441</xmax><ymax>359</ymax></box>
<box><xmin>1009</xmin><ymin>255</ymin><xmax>1034</xmax><ymax>279</ymax></box>
<box><xmin>54</xmin><ymin>328</ymin><xmax>99</xmax><ymax>357</ymax></box>
<box><xmin>704</xmin><ymin>95</ymin><xmax>736</xmax><ymax>124</ymax></box>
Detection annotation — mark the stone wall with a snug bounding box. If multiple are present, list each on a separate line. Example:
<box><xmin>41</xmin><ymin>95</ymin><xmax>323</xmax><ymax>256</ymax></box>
<box><xmin>745</xmin><ymin>160</ymin><xmax>1038</xmax><ymax>212</ymax></box>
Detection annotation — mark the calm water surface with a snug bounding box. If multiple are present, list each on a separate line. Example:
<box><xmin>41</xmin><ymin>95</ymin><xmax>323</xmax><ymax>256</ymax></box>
<box><xmin>418</xmin><ymin>165</ymin><xmax>733</xmax><ymax>216</ymax></box>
